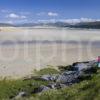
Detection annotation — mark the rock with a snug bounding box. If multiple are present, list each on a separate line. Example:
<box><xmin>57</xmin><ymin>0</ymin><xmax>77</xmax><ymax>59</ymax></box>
<box><xmin>56</xmin><ymin>71</ymin><xmax>80</xmax><ymax>84</ymax></box>
<box><xmin>40</xmin><ymin>74</ymin><xmax>58</xmax><ymax>81</ymax></box>
<box><xmin>47</xmin><ymin>83</ymin><xmax>66</xmax><ymax>89</ymax></box>
<box><xmin>32</xmin><ymin>85</ymin><xmax>50</xmax><ymax>94</ymax></box>
<box><xmin>55</xmin><ymin>83</ymin><xmax>67</xmax><ymax>89</ymax></box>
<box><xmin>14</xmin><ymin>91</ymin><xmax>27</xmax><ymax>99</ymax></box>
<box><xmin>73</xmin><ymin>61</ymin><xmax>98</xmax><ymax>73</ymax></box>
<box><xmin>47</xmin><ymin>83</ymin><xmax>56</xmax><ymax>89</ymax></box>
<box><xmin>74</xmin><ymin>63</ymin><xmax>89</xmax><ymax>71</ymax></box>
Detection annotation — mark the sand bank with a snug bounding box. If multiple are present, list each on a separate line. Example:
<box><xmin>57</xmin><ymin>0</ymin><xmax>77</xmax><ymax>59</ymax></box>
<box><xmin>0</xmin><ymin>27</ymin><xmax>100</xmax><ymax>78</ymax></box>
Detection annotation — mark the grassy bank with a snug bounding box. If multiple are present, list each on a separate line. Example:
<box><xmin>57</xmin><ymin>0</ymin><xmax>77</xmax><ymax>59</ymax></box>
<box><xmin>29</xmin><ymin>70</ymin><xmax>100</xmax><ymax>100</ymax></box>
<box><xmin>0</xmin><ymin>68</ymin><xmax>100</xmax><ymax>100</ymax></box>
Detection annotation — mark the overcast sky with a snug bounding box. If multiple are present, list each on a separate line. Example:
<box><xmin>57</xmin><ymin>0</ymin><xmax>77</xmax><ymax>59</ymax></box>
<box><xmin>0</xmin><ymin>0</ymin><xmax>100</xmax><ymax>23</ymax></box>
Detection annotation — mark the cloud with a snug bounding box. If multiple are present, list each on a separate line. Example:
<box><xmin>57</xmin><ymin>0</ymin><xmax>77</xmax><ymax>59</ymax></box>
<box><xmin>20</xmin><ymin>15</ymin><xmax>27</xmax><ymax>19</ymax></box>
<box><xmin>37</xmin><ymin>19</ymin><xmax>56</xmax><ymax>23</ymax></box>
<box><xmin>48</xmin><ymin>12</ymin><xmax>58</xmax><ymax>17</ymax></box>
<box><xmin>37</xmin><ymin>12</ymin><xmax>58</xmax><ymax>17</ymax></box>
<box><xmin>8</xmin><ymin>13</ymin><xmax>19</xmax><ymax>18</ymax></box>
<box><xmin>80</xmin><ymin>18</ymin><xmax>95</xmax><ymax>22</ymax></box>
<box><xmin>1</xmin><ymin>9</ymin><xmax>9</xmax><ymax>13</ymax></box>
<box><xmin>7</xmin><ymin>13</ymin><xmax>26</xmax><ymax>19</ymax></box>
<box><xmin>37</xmin><ymin>18</ymin><xmax>97</xmax><ymax>24</ymax></box>
<box><xmin>4</xmin><ymin>19</ymin><xmax>28</xmax><ymax>24</ymax></box>
<box><xmin>6</xmin><ymin>20</ymin><xmax>14</xmax><ymax>24</ymax></box>
<box><xmin>60</xmin><ymin>18</ymin><xmax>96</xmax><ymax>24</ymax></box>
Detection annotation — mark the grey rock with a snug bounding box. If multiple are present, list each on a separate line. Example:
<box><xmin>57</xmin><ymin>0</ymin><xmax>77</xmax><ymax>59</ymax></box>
<box><xmin>56</xmin><ymin>71</ymin><xmax>80</xmax><ymax>84</ymax></box>
<box><xmin>74</xmin><ymin>60</ymin><xmax>97</xmax><ymax>70</ymax></box>
<box><xmin>32</xmin><ymin>85</ymin><xmax>50</xmax><ymax>94</ymax></box>
<box><xmin>47</xmin><ymin>83</ymin><xmax>66</xmax><ymax>89</ymax></box>
<box><xmin>74</xmin><ymin>61</ymin><xmax>98</xmax><ymax>74</ymax></box>
<box><xmin>40</xmin><ymin>74</ymin><xmax>58</xmax><ymax>81</ymax></box>
<box><xmin>14</xmin><ymin>91</ymin><xmax>27</xmax><ymax>99</ymax></box>
<box><xmin>47</xmin><ymin>83</ymin><xmax>57</xmax><ymax>89</ymax></box>
<box><xmin>74</xmin><ymin>63</ymin><xmax>89</xmax><ymax>71</ymax></box>
<box><xmin>55</xmin><ymin>83</ymin><xmax>67</xmax><ymax>89</ymax></box>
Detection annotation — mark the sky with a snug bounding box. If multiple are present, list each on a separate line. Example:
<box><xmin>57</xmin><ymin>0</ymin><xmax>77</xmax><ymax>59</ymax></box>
<box><xmin>0</xmin><ymin>0</ymin><xmax>100</xmax><ymax>23</ymax></box>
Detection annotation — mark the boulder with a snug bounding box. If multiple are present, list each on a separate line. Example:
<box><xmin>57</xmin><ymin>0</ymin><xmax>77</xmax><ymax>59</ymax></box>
<box><xmin>14</xmin><ymin>91</ymin><xmax>27</xmax><ymax>99</ymax></box>
<box><xmin>32</xmin><ymin>85</ymin><xmax>50</xmax><ymax>94</ymax></box>
<box><xmin>73</xmin><ymin>61</ymin><xmax>98</xmax><ymax>73</ymax></box>
<box><xmin>47</xmin><ymin>83</ymin><xmax>56</xmax><ymax>89</ymax></box>
<box><xmin>56</xmin><ymin>71</ymin><xmax>80</xmax><ymax>84</ymax></box>
<box><xmin>40</xmin><ymin>74</ymin><xmax>58</xmax><ymax>81</ymax></box>
<box><xmin>74</xmin><ymin>63</ymin><xmax>89</xmax><ymax>71</ymax></box>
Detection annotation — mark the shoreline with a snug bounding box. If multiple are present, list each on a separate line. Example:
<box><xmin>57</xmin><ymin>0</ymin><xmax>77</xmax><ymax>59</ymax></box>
<box><xmin>0</xmin><ymin>28</ymin><xmax>100</xmax><ymax>78</ymax></box>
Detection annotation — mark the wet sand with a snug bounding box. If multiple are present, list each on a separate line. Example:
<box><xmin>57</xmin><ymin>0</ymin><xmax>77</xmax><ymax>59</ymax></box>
<box><xmin>0</xmin><ymin>27</ymin><xmax>100</xmax><ymax>78</ymax></box>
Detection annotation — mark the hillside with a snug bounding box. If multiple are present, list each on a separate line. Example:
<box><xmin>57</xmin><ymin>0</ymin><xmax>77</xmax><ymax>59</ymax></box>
<box><xmin>0</xmin><ymin>23</ymin><xmax>14</xmax><ymax>27</ymax></box>
<box><xmin>1</xmin><ymin>21</ymin><xmax>100</xmax><ymax>29</ymax></box>
<box><xmin>70</xmin><ymin>21</ymin><xmax>100</xmax><ymax>29</ymax></box>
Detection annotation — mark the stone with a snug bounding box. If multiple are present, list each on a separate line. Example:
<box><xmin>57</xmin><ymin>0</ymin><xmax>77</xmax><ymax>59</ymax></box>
<box><xmin>56</xmin><ymin>71</ymin><xmax>80</xmax><ymax>84</ymax></box>
<box><xmin>47</xmin><ymin>83</ymin><xmax>56</xmax><ymax>89</ymax></box>
<box><xmin>32</xmin><ymin>85</ymin><xmax>50</xmax><ymax>94</ymax></box>
<box><xmin>40</xmin><ymin>74</ymin><xmax>58</xmax><ymax>81</ymax></box>
<box><xmin>14</xmin><ymin>91</ymin><xmax>27</xmax><ymax>99</ymax></box>
<box><xmin>74</xmin><ymin>61</ymin><xmax>98</xmax><ymax>74</ymax></box>
<box><xmin>55</xmin><ymin>83</ymin><xmax>67</xmax><ymax>89</ymax></box>
<box><xmin>47</xmin><ymin>83</ymin><xmax>67</xmax><ymax>89</ymax></box>
<box><xmin>74</xmin><ymin>63</ymin><xmax>89</xmax><ymax>71</ymax></box>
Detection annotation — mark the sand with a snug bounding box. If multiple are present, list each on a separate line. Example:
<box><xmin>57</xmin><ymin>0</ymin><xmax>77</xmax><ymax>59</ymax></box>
<box><xmin>0</xmin><ymin>27</ymin><xmax>100</xmax><ymax>79</ymax></box>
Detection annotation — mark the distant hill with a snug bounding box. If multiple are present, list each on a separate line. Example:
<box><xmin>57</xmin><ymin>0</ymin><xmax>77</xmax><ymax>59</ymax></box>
<box><xmin>69</xmin><ymin>21</ymin><xmax>100</xmax><ymax>29</ymax></box>
<box><xmin>17</xmin><ymin>21</ymin><xmax>100</xmax><ymax>29</ymax></box>
<box><xmin>1</xmin><ymin>21</ymin><xmax>100</xmax><ymax>29</ymax></box>
<box><xmin>0</xmin><ymin>23</ymin><xmax>14</xmax><ymax>27</ymax></box>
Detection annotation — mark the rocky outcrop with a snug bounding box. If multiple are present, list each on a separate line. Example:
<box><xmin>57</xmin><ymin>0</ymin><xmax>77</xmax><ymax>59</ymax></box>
<box><xmin>14</xmin><ymin>60</ymin><xmax>98</xmax><ymax>99</ymax></box>
<box><xmin>56</xmin><ymin>71</ymin><xmax>80</xmax><ymax>84</ymax></box>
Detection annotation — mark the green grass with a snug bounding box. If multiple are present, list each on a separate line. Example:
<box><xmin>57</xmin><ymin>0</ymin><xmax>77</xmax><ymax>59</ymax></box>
<box><xmin>0</xmin><ymin>68</ymin><xmax>58</xmax><ymax>100</ymax></box>
<box><xmin>0</xmin><ymin>79</ymin><xmax>48</xmax><ymax>99</ymax></box>
<box><xmin>35</xmin><ymin>68</ymin><xmax>59</xmax><ymax>75</ymax></box>
<box><xmin>30</xmin><ymin>70</ymin><xmax>100</xmax><ymax>100</ymax></box>
<box><xmin>0</xmin><ymin>68</ymin><xmax>100</xmax><ymax>100</ymax></box>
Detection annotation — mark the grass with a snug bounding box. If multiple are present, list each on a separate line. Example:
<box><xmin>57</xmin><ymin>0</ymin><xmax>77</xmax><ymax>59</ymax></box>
<box><xmin>0</xmin><ymin>79</ymin><xmax>48</xmax><ymax>99</ymax></box>
<box><xmin>35</xmin><ymin>68</ymin><xmax>59</xmax><ymax>75</ymax></box>
<box><xmin>0</xmin><ymin>68</ymin><xmax>58</xmax><ymax>100</ymax></box>
<box><xmin>0</xmin><ymin>68</ymin><xmax>100</xmax><ymax>100</ymax></box>
<box><xmin>29</xmin><ymin>71</ymin><xmax>100</xmax><ymax>100</ymax></box>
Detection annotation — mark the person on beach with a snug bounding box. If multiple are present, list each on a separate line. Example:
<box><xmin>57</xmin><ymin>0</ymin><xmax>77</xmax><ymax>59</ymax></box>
<box><xmin>97</xmin><ymin>56</ymin><xmax>100</xmax><ymax>67</ymax></box>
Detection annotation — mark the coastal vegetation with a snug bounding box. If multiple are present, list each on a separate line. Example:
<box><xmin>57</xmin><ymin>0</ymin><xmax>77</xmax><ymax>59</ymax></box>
<box><xmin>0</xmin><ymin>64</ymin><xmax>100</xmax><ymax>100</ymax></box>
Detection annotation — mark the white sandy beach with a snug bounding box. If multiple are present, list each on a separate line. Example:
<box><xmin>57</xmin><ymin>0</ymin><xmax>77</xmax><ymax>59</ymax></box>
<box><xmin>0</xmin><ymin>27</ymin><xmax>100</xmax><ymax>78</ymax></box>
